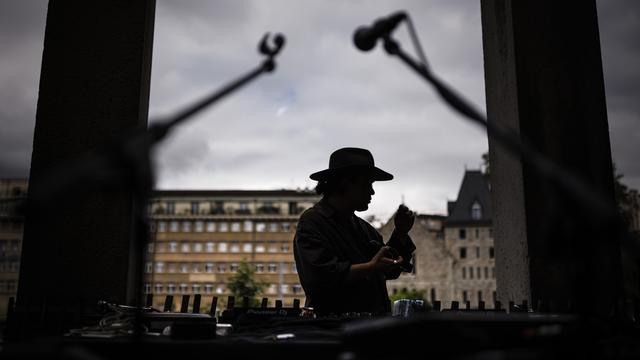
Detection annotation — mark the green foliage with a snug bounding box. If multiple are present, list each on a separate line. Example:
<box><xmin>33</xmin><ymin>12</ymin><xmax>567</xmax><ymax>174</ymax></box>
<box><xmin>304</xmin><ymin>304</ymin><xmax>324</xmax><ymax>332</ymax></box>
<box><xmin>227</xmin><ymin>261</ymin><xmax>266</xmax><ymax>307</ymax></box>
<box><xmin>613</xmin><ymin>163</ymin><xmax>637</xmax><ymax>230</ymax></box>
<box><xmin>389</xmin><ymin>288</ymin><xmax>426</xmax><ymax>303</ymax></box>
<box><xmin>481</xmin><ymin>151</ymin><xmax>490</xmax><ymax>179</ymax></box>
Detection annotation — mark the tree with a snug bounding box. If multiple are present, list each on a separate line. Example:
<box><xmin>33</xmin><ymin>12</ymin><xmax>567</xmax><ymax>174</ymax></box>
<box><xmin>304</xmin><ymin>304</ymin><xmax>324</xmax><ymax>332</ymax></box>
<box><xmin>227</xmin><ymin>261</ymin><xmax>266</xmax><ymax>306</ymax></box>
<box><xmin>481</xmin><ymin>152</ymin><xmax>490</xmax><ymax>179</ymax></box>
<box><xmin>389</xmin><ymin>288</ymin><xmax>426</xmax><ymax>303</ymax></box>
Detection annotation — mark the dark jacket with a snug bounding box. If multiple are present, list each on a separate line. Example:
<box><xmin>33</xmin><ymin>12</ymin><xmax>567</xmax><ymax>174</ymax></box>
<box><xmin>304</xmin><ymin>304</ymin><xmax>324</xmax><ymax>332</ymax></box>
<box><xmin>293</xmin><ymin>199</ymin><xmax>416</xmax><ymax>315</ymax></box>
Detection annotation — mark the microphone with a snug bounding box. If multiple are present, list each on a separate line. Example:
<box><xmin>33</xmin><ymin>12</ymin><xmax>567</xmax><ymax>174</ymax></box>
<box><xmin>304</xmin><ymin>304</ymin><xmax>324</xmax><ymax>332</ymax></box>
<box><xmin>353</xmin><ymin>11</ymin><xmax>407</xmax><ymax>52</ymax></box>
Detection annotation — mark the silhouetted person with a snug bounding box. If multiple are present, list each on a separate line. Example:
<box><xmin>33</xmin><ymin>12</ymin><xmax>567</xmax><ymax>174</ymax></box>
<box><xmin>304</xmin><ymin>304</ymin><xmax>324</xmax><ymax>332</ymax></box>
<box><xmin>294</xmin><ymin>147</ymin><xmax>416</xmax><ymax>315</ymax></box>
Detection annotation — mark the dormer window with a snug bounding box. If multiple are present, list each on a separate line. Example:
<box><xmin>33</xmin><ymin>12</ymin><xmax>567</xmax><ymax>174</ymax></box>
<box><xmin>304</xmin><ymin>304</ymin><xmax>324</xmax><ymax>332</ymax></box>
<box><xmin>471</xmin><ymin>201</ymin><xmax>482</xmax><ymax>220</ymax></box>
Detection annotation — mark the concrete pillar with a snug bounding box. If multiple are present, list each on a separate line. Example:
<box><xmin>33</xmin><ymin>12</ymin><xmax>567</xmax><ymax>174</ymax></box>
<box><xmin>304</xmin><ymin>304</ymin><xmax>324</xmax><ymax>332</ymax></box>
<box><xmin>15</xmin><ymin>0</ymin><xmax>155</xmax><ymax>337</ymax></box>
<box><xmin>481</xmin><ymin>0</ymin><xmax>622</xmax><ymax>316</ymax></box>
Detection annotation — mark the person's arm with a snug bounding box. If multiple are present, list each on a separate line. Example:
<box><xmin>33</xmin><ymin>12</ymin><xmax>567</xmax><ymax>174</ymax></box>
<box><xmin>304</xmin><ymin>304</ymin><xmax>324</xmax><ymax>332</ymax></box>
<box><xmin>346</xmin><ymin>246</ymin><xmax>403</xmax><ymax>284</ymax></box>
<box><xmin>385</xmin><ymin>205</ymin><xmax>416</xmax><ymax>276</ymax></box>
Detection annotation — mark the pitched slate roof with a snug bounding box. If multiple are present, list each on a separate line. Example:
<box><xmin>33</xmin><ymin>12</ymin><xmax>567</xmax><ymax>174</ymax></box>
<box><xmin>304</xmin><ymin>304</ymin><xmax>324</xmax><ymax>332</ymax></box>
<box><xmin>446</xmin><ymin>170</ymin><xmax>491</xmax><ymax>225</ymax></box>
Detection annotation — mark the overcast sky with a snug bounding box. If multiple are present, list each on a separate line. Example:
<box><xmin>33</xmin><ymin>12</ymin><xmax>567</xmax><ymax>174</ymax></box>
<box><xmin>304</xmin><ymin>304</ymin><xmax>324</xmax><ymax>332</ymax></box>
<box><xmin>0</xmin><ymin>1</ymin><xmax>638</xmax><ymax>222</ymax></box>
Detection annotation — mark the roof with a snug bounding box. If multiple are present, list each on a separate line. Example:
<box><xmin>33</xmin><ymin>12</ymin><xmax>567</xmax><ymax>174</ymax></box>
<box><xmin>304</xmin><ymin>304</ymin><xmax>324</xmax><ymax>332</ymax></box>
<box><xmin>151</xmin><ymin>189</ymin><xmax>319</xmax><ymax>199</ymax></box>
<box><xmin>446</xmin><ymin>170</ymin><xmax>492</xmax><ymax>225</ymax></box>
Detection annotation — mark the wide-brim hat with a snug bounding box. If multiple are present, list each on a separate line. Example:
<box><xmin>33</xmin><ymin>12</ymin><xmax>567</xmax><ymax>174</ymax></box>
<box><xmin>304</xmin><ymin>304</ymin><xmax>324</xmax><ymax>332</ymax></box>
<box><xmin>309</xmin><ymin>147</ymin><xmax>393</xmax><ymax>181</ymax></box>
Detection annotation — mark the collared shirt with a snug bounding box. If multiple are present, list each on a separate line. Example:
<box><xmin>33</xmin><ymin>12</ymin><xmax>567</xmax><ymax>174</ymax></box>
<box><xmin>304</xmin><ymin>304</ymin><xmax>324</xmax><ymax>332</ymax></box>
<box><xmin>293</xmin><ymin>199</ymin><xmax>416</xmax><ymax>315</ymax></box>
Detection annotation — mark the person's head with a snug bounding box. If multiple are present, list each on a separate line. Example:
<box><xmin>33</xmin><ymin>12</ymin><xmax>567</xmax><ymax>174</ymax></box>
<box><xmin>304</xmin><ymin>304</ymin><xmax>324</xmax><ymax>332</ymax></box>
<box><xmin>310</xmin><ymin>148</ymin><xmax>393</xmax><ymax>212</ymax></box>
<box><xmin>315</xmin><ymin>168</ymin><xmax>376</xmax><ymax>211</ymax></box>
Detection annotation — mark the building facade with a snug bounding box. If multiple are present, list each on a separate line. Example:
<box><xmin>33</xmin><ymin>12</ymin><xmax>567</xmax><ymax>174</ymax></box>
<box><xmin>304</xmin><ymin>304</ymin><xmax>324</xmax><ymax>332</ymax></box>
<box><xmin>0</xmin><ymin>179</ymin><xmax>28</xmax><ymax>319</ymax></box>
<box><xmin>145</xmin><ymin>189</ymin><xmax>320</xmax><ymax>312</ymax></box>
<box><xmin>444</xmin><ymin>170</ymin><xmax>496</xmax><ymax>306</ymax></box>
<box><xmin>383</xmin><ymin>170</ymin><xmax>496</xmax><ymax>308</ymax></box>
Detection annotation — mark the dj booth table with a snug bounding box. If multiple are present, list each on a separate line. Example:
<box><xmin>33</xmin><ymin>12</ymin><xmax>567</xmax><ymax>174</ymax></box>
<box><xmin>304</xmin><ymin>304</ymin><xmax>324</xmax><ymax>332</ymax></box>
<box><xmin>4</xmin><ymin>311</ymin><xmax>639</xmax><ymax>359</ymax></box>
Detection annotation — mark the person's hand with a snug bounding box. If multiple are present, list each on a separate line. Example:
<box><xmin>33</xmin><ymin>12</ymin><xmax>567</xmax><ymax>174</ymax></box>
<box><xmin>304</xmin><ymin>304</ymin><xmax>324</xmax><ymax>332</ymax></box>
<box><xmin>394</xmin><ymin>204</ymin><xmax>415</xmax><ymax>235</ymax></box>
<box><xmin>368</xmin><ymin>246</ymin><xmax>403</xmax><ymax>274</ymax></box>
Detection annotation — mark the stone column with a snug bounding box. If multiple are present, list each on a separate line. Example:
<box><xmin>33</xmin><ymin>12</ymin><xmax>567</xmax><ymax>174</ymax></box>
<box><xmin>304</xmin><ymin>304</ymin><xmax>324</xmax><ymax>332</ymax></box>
<box><xmin>15</xmin><ymin>0</ymin><xmax>155</xmax><ymax>337</ymax></box>
<box><xmin>481</xmin><ymin>0</ymin><xmax>622</xmax><ymax>316</ymax></box>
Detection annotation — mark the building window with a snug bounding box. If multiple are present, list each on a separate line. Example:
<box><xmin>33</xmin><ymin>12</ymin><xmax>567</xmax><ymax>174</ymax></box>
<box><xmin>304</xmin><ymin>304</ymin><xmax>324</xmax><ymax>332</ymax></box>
<box><xmin>230</xmin><ymin>243</ymin><xmax>240</xmax><ymax>253</ymax></box>
<box><xmin>489</xmin><ymin>247</ymin><xmax>495</xmax><ymax>258</ymax></box>
<box><xmin>145</xmin><ymin>262</ymin><xmax>153</xmax><ymax>273</ymax></box>
<box><xmin>191</xmin><ymin>202</ymin><xmax>200</xmax><ymax>215</ymax></box>
<box><xmin>459</xmin><ymin>247</ymin><xmax>467</xmax><ymax>259</ymax></box>
<box><xmin>168</xmin><ymin>263</ymin><xmax>177</xmax><ymax>273</ymax></box>
<box><xmin>181</xmin><ymin>221</ymin><xmax>192</xmax><ymax>232</ymax></box>
<box><xmin>243</xmin><ymin>243</ymin><xmax>253</xmax><ymax>253</ymax></box>
<box><xmin>462</xmin><ymin>290</ymin><xmax>468</xmax><ymax>302</ymax></box>
<box><xmin>471</xmin><ymin>201</ymin><xmax>482</xmax><ymax>220</ymax></box>
<box><xmin>459</xmin><ymin>229</ymin><xmax>466</xmax><ymax>240</ymax></box>
<box><xmin>167</xmin><ymin>284</ymin><xmax>176</xmax><ymax>294</ymax></box>
<box><xmin>195</xmin><ymin>221</ymin><xmax>204</xmax><ymax>232</ymax></box>
<box><xmin>478</xmin><ymin>291</ymin><xmax>483</xmax><ymax>302</ymax></box>
<box><xmin>243</xmin><ymin>220</ymin><xmax>253</xmax><ymax>232</ymax></box>
<box><xmin>230</xmin><ymin>263</ymin><xmax>239</xmax><ymax>273</ymax></box>
<box><xmin>192</xmin><ymin>263</ymin><xmax>202</xmax><ymax>273</ymax></box>
<box><xmin>475</xmin><ymin>228</ymin><xmax>480</xmax><ymax>239</ymax></box>
<box><xmin>205</xmin><ymin>284</ymin><xmax>213</xmax><ymax>294</ymax></box>
<box><xmin>477</xmin><ymin>267</ymin><xmax>482</xmax><ymax>279</ymax></box>
<box><xmin>168</xmin><ymin>242</ymin><xmax>178</xmax><ymax>252</ymax></box>
<box><xmin>205</xmin><ymin>263</ymin><xmax>214</xmax><ymax>273</ymax></box>
<box><xmin>492</xmin><ymin>267</ymin><xmax>495</xmax><ymax>279</ymax></box>
<box><xmin>170</xmin><ymin>221</ymin><xmax>179</xmax><ymax>232</ymax></box>
<box><xmin>462</xmin><ymin>267</ymin><xmax>466</xmax><ymax>279</ymax></box>
<box><xmin>469</xmin><ymin>266</ymin><xmax>474</xmax><ymax>279</ymax></box>
<box><xmin>218</xmin><ymin>222</ymin><xmax>229</xmax><ymax>232</ymax></box>
<box><xmin>282</xmin><ymin>223</ymin><xmax>291</xmax><ymax>232</ymax></box>
<box><xmin>430</xmin><ymin>288</ymin><xmax>436</xmax><ymax>302</ymax></box>
<box><xmin>255</xmin><ymin>264</ymin><xmax>265</xmax><ymax>273</ymax></box>
<box><xmin>256</xmin><ymin>222</ymin><xmax>266</xmax><ymax>232</ymax></box>
<box><xmin>218</xmin><ymin>242</ymin><xmax>228</xmax><ymax>253</ymax></box>
<box><xmin>157</xmin><ymin>221</ymin><xmax>167</xmax><ymax>232</ymax></box>
<box><xmin>255</xmin><ymin>244</ymin><xmax>266</xmax><ymax>253</ymax></box>
<box><xmin>493</xmin><ymin>291</ymin><xmax>497</xmax><ymax>303</ymax></box>
<box><xmin>291</xmin><ymin>263</ymin><xmax>297</xmax><ymax>273</ymax></box>
<box><xmin>146</xmin><ymin>243</ymin><xmax>155</xmax><ymax>254</ymax></box>
<box><xmin>484</xmin><ymin>267</ymin><xmax>489</xmax><ymax>279</ymax></box>
<box><xmin>144</xmin><ymin>284</ymin><xmax>152</xmax><ymax>294</ymax></box>
<box><xmin>268</xmin><ymin>242</ymin><xmax>278</xmax><ymax>253</ymax></box>
<box><xmin>192</xmin><ymin>284</ymin><xmax>201</xmax><ymax>294</ymax></box>
<box><xmin>206</xmin><ymin>222</ymin><xmax>216</xmax><ymax>232</ymax></box>
<box><xmin>489</xmin><ymin>228</ymin><xmax>493</xmax><ymax>238</ymax></box>
<box><xmin>288</xmin><ymin>201</ymin><xmax>299</xmax><ymax>215</ymax></box>
<box><xmin>193</xmin><ymin>242</ymin><xmax>203</xmax><ymax>252</ymax></box>
<box><xmin>216</xmin><ymin>285</ymin><xmax>225</xmax><ymax>294</ymax></box>
<box><xmin>155</xmin><ymin>262</ymin><xmax>165</xmax><ymax>273</ymax></box>
<box><xmin>155</xmin><ymin>284</ymin><xmax>163</xmax><ymax>294</ymax></box>
<box><xmin>180</xmin><ymin>263</ymin><xmax>189</xmax><ymax>273</ymax></box>
<box><xmin>206</xmin><ymin>242</ymin><xmax>215</xmax><ymax>252</ymax></box>
<box><xmin>231</xmin><ymin>222</ymin><xmax>241</xmax><ymax>232</ymax></box>
<box><xmin>268</xmin><ymin>263</ymin><xmax>278</xmax><ymax>273</ymax></box>
<box><xmin>293</xmin><ymin>285</ymin><xmax>303</xmax><ymax>295</ymax></box>
<box><xmin>211</xmin><ymin>201</ymin><xmax>225</xmax><ymax>214</ymax></box>
<box><xmin>268</xmin><ymin>223</ymin><xmax>279</xmax><ymax>232</ymax></box>
<box><xmin>280</xmin><ymin>284</ymin><xmax>289</xmax><ymax>294</ymax></box>
<box><xmin>166</xmin><ymin>201</ymin><xmax>175</xmax><ymax>215</ymax></box>
<box><xmin>281</xmin><ymin>243</ymin><xmax>290</xmax><ymax>253</ymax></box>
<box><xmin>179</xmin><ymin>284</ymin><xmax>188</xmax><ymax>294</ymax></box>
<box><xmin>476</xmin><ymin>246</ymin><xmax>480</xmax><ymax>258</ymax></box>
<box><xmin>181</xmin><ymin>242</ymin><xmax>190</xmax><ymax>253</ymax></box>
<box><xmin>218</xmin><ymin>263</ymin><xmax>227</xmax><ymax>273</ymax></box>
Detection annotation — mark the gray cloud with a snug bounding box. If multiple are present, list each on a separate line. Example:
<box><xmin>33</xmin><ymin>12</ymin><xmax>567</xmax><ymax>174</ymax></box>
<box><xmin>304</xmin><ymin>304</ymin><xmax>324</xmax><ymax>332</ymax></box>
<box><xmin>0</xmin><ymin>1</ymin><xmax>47</xmax><ymax>178</ymax></box>
<box><xmin>597</xmin><ymin>0</ymin><xmax>640</xmax><ymax>188</ymax></box>
<box><xmin>0</xmin><ymin>1</ymin><xmax>638</xmax><ymax>221</ymax></box>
